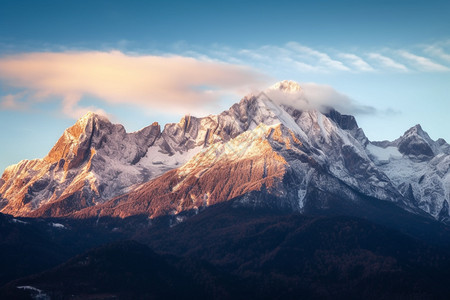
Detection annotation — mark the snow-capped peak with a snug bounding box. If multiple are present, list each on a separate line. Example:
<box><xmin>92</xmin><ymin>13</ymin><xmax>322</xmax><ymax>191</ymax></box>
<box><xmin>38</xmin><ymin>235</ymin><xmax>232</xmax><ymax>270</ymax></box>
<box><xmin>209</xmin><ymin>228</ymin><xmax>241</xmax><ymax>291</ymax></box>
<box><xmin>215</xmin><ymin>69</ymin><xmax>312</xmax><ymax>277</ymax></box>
<box><xmin>269</xmin><ymin>80</ymin><xmax>302</xmax><ymax>93</ymax></box>
<box><xmin>395</xmin><ymin>124</ymin><xmax>439</xmax><ymax>159</ymax></box>
<box><xmin>81</xmin><ymin>111</ymin><xmax>97</xmax><ymax>120</ymax></box>
<box><xmin>77</xmin><ymin>111</ymin><xmax>110</xmax><ymax>126</ymax></box>
<box><xmin>404</xmin><ymin>124</ymin><xmax>428</xmax><ymax>139</ymax></box>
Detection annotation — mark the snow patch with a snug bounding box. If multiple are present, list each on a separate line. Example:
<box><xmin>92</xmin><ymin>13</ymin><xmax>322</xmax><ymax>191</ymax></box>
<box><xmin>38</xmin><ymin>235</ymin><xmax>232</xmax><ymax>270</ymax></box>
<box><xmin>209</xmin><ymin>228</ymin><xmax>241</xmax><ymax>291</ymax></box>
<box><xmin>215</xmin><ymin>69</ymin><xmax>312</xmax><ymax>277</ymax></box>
<box><xmin>17</xmin><ymin>286</ymin><xmax>49</xmax><ymax>300</ymax></box>
<box><xmin>298</xmin><ymin>188</ymin><xmax>307</xmax><ymax>209</ymax></box>
<box><xmin>51</xmin><ymin>223</ymin><xmax>66</xmax><ymax>229</ymax></box>
<box><xmin>366</xmin><ymin>143</ymin><xmax>402</xmax><ymax>164</ymax></box>
<box><xmin>12</xmin><ymin>218</ymin><xmax>28</xmax><ymax>225</ymax></box>
<box><xmin>317</xmin><ymin>113</ymin><xmax>330</xmax><ymax>143</ymax></box>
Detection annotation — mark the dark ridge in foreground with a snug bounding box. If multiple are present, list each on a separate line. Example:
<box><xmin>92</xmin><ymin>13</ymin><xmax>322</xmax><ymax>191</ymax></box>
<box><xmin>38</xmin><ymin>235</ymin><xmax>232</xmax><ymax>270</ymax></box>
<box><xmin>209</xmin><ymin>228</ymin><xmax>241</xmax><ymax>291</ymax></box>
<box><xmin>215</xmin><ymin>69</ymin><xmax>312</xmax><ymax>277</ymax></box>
<box><xmin>2</xmin><ymin>202</ymin><xmax>450</xmax><ymax>299</ymax></box>
<box><xmin>1</xmin><ymin>241</ymin><xmax>241</xmax><ymax>299</ymax></box>
<box><xmin>0</xmin><ymin>212</ymin><xmax>127</xmax><ymax>286</ymax></box>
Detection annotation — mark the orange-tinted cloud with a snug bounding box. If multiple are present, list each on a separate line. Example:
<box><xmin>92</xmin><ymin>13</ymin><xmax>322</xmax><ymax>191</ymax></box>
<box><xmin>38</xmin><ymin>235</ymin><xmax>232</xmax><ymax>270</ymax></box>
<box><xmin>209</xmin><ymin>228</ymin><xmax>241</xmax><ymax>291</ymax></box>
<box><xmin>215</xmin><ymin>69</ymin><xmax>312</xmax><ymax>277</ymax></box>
<box><xmin>0</xmin><ymin>51</ymin><xmax>269</xmax><ymax>118</ymax></box>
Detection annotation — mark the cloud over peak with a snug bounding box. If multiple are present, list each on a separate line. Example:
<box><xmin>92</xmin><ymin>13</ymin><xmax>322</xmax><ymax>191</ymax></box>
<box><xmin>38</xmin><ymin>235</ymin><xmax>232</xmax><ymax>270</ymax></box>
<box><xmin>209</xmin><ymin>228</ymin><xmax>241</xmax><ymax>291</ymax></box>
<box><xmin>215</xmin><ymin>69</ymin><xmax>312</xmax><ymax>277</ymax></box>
<box><xmin>266</xmin><ymin>81</ymin><xmax>376</xmax><ymax>116</ymax></box>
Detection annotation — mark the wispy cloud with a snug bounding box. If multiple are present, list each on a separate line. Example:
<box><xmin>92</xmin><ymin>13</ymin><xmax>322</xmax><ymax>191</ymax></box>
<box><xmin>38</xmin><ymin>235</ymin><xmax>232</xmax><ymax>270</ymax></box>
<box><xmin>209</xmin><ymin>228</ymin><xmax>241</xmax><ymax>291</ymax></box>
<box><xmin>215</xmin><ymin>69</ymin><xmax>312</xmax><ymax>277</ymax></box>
<box><xmin>172</xmin><ymin>42</ymin><xmax>450</xmax><ymax>75</ymax></box>
<box><xmin>182</xmin><ymin>42</ymin><xmax>450</xmax><ymax>75</ymax></box>
<box><xmin>338</xmin><ymin>53</ymin><xmax>374</xmax><ymax>72</ymax></box>
<box><xmin>399</xmin><ymin>50</ymin><xmax>450</xmax><ymax>72</ymax></box>
<box><xmin>0</xmin><ymin>51</ymin><xmax>269</xmax><ymax>118</ymax></box>
<box><xmin>232</xmin><ymin>45</ymin><xmax>322</xmax><ymax>74</ymax></box>
<box><xmin>367</xmin><ymin>53</ymin><xmax>409</xmax><ymax>72</ymax></box>
<box><xmin>286</xmin><ymin>42</ymin><xmax>350</xmax><ymax>72</ymax></box>
<box><xmin>220</xmin><ymin>43</ymin><xmax>352</xmax><ymax>74</ymax></box>
<box><xmin>424</xmin><ymin>45</ymin><xmax>450</xmax><ymax>62</ymax></box>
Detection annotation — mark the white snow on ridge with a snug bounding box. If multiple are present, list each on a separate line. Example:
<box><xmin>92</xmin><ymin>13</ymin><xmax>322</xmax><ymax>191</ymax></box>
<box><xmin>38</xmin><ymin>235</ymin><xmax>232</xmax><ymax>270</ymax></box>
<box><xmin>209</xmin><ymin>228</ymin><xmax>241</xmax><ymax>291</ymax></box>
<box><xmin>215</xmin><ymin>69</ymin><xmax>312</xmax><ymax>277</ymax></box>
<box><xmin>258</xmin><ymin>94</ymin><xmax>311</xmax><ymax>143</ymax></box>
<box><xmin>366</xmin><ymin>143</ymin><xmax>402</xmax><ymax>163</ymax></box>
<box><xmin>317</xmin><ymin>113</ymin><xmax>330</xmax><ymax>143</ymax></box>
<box><xmin>140</xmin><ymin>146</ymin><xmax>202</xmax><ymax>171</ymax></box>
<box><xmin>377</xmin><ymin>158</ymin><xmax>426</xmax><ymax>187</ymax></box>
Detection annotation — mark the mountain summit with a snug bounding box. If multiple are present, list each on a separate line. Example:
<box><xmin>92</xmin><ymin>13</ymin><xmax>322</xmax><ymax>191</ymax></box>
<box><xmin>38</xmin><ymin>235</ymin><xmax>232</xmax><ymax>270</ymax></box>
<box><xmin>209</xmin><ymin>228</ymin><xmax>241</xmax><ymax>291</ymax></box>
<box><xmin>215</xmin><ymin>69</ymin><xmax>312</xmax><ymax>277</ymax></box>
<box><xmin>269</xmin><ymin>80</ymin><xmax>302</xmax><ymax>93</ymax></box>
<box><xmin>1</xmin><ymin>81</ymin><xmax>449</xmax><ymax>223</ymax></box>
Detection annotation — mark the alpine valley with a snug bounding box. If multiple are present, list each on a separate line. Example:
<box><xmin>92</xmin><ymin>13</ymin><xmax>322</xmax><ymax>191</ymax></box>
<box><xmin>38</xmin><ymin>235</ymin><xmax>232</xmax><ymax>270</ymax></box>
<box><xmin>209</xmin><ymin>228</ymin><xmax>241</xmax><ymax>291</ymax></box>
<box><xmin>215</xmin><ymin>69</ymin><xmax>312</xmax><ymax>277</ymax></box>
<box><xmin>2</xmin><ymin>81</ymin><xmax>450</xmax><ymax>299</ymax></box>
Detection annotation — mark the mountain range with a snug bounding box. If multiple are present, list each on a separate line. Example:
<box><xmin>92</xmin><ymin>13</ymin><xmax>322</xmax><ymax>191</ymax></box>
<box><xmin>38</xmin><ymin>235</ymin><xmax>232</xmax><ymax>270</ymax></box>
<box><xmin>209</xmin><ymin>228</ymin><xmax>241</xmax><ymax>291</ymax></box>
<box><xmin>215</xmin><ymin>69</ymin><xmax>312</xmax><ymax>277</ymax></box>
<box><xmin>1</xmin><ymin>80</ymin><xmax>450</xmax><ymax>299</ymax></box>
<box><xmin>1</xmin><ymin>80</ymin><xmax>449</xmax><ymax>223</ymax></box>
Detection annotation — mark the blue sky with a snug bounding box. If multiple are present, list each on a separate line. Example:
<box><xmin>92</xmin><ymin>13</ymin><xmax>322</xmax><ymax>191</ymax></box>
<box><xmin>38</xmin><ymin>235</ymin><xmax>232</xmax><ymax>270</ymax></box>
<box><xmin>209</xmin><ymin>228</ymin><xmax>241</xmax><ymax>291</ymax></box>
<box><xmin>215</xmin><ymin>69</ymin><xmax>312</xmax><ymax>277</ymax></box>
<box><xmin>1</xmin><ymin>0</ymin><xmax>450</xmax><ymax>171</ymax></box>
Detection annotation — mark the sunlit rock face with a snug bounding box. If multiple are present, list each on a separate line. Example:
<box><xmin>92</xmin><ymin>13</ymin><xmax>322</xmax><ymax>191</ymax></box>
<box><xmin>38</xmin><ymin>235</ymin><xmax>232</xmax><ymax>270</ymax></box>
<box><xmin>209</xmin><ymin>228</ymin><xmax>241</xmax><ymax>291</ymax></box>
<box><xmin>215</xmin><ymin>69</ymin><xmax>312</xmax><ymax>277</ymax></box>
<box><xmin>1</xmin><ymin>81</ymin><xmax>450</xmax><ymax>223</ymax></box>
<box><xmin>74</xmin><ymin>91</ymin><xmax>405</xmax><ymax>220</ymax></box>
<box><xmin>1</xmin><ymin>113</ymin><xmax>161</xmax><ymax>216</ymax></box>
